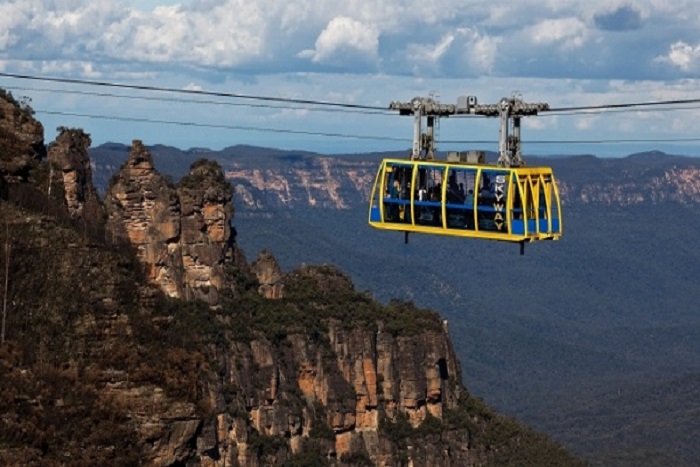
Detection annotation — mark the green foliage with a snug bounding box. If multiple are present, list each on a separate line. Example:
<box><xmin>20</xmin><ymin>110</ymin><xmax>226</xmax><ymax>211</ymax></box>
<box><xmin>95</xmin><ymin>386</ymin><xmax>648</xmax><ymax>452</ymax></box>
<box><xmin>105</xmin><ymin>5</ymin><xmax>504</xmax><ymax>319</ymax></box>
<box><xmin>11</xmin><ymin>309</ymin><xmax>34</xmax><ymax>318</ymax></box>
<box><xmin>414</xmin><ymin>412</ymin><xmax>443</xmax><ymax>437</ymax></box>
<box><xmin>281</xmin><ymin>272</ymin><xmax>443</xmax><ymax>337</ymax></box>
<box><xmin>0</xmin><ymin>357</ymin><xmax>141</xmax><ymax>465</ymax></box>
<box><xmin>149</xmin><ymin>296</ymin><xmax>224</xmax><ymax>349</ymax></box>
<box><xmin>309</xmin><ymin>419</ymin><xmax>335</xmax><ymax>441</ymax></box>
<box><xmin>379</xmin><ymin>411</ymin><xmax>414</xmax><ymax>450</ymax></box>
<box><xmin>247</xmin><ymin>430</ymin><xmax>287</xmax><ymax>459</ymax></box>
<box><xmin>0</xmin><ymin>88</ymin><xmax>34</xmax><ymax>118</ymax></box>
<box><xmin>285</xmin><ymin>446</ymin><xmax>329</xmax><ymax>467</ymax></box>
<box><xmin>339</xmin><ymin>450</ymin><xmax>373</xmax><ymax>466</ymax></box>
<box><xmin>447</xmin><ymin>393</ymin><xmax>587</xmax><ymax>467</ymax></box>
<box><xmin>178</xmin><ymin>158</ymin><xmax>231</xmax><ymax>192</ymax></box>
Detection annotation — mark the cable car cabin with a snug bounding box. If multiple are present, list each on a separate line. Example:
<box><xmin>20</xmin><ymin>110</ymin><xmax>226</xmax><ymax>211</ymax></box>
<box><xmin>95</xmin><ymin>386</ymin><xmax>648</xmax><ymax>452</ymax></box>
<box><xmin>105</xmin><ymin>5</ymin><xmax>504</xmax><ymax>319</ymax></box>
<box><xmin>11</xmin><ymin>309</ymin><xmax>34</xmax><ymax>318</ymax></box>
<box><xmin>368</xmin><ymin>159</ymin><xmax>562</xmax><ymax>245</ymax></box>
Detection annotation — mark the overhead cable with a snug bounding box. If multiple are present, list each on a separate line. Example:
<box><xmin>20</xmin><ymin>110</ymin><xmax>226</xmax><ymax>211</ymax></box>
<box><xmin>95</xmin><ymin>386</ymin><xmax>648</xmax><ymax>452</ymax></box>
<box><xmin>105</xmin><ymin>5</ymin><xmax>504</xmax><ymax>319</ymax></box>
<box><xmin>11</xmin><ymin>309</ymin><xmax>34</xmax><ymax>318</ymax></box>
<box><xmin>3</xmin><ymin>85</ymin><xmax>392</xmax><ymax>116</ymax></box>
<box><xmin>0</xmin><ymin>71</ymin><xmax>387</xmax><ymax>111</ymax></box>
<box><xmin>36</xmin><ymin>109</ymin><xmax>408</xmax><ymax>142</ymax></box>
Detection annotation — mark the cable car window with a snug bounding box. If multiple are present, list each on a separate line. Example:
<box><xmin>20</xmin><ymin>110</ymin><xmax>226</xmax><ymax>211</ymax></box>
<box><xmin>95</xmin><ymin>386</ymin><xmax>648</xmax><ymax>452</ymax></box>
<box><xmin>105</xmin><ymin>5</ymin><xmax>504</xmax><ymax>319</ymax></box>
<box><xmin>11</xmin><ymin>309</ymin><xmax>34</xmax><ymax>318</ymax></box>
<box><xmin>446</xmin><ymin>167</ymin><xmax>477</xmax><ymax>230</ymax></box>
<box><xmin>477</xmin><ymin>169</ymin><xmax>509</xmax><ymax>233</ymax></box>
<box><xmin>416</xmin><ymin>165</ymin><xmax>444</xmax><ymax>226</ymax></box>
<box><xmin>382</xmin><ymin>163</ymin><xmax>413</xmax><ymax>224</ymax></box>
<box><xmin>547</xmin><ymin>175</ymin><xmax>561</xmax><ymax>233</ymax></box>
<box><xmin>538</xmin><ymin>177</ymin><xmax>548</xmax><ymax>219</ymax></box>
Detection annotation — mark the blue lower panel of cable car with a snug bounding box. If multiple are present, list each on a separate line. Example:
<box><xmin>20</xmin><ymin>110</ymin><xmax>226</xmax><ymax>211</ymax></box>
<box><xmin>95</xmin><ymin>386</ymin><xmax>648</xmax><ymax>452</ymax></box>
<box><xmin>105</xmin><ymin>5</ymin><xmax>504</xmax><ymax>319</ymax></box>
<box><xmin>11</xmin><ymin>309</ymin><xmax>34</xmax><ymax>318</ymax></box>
<box><xmin>368</xmin><ymin>159</ymin><xmax>563</xmax><ymax>243</ymax></box>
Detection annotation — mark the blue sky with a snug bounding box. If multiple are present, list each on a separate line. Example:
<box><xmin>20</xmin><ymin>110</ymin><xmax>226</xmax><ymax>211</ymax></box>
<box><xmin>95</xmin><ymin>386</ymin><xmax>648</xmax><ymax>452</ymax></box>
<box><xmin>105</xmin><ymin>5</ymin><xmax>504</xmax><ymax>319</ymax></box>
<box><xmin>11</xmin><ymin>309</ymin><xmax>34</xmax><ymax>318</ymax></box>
<box><xmin>1</xmin><ymin>0</ymin><xmax>700</xmax><ymax>157</ymax></box>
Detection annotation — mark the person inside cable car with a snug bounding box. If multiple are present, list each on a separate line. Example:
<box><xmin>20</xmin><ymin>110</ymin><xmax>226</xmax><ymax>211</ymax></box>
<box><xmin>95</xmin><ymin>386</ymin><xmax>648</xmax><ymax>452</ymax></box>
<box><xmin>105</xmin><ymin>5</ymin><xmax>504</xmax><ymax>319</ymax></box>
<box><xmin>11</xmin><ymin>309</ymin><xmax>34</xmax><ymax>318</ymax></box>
<box><xmin>465</xmin><ymin>189</ymin><xmax>475</xmax><ymax>207</ymax></box>
<box><xmin>384</xmin><ymin>179</ymin><xmax>400</xmax><ymax>221</ymax></box>
<box><xmin>391</xmin><ymin>180</ymin><xmax>400</xmax><ymax>198</ymax></box>
<box><xmin>447</xmin><ymin>184</ymin><xmax>464</xmax><ymax>204</ymax></box>
<box><xmin>463</xmin><ymin>189</ymin><xmax>475</xmax><ymax>229</ymax></box>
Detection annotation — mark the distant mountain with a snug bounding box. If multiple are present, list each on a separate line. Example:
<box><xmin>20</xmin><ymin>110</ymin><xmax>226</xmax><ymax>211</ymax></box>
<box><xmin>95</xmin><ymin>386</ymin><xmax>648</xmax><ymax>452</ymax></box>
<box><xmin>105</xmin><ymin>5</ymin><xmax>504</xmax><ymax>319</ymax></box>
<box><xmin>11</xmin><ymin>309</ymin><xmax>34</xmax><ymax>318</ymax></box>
<box><xmin>90</xmin><ymin>143</ymin><xmax>700</xmax><ymax>208</ymax></box>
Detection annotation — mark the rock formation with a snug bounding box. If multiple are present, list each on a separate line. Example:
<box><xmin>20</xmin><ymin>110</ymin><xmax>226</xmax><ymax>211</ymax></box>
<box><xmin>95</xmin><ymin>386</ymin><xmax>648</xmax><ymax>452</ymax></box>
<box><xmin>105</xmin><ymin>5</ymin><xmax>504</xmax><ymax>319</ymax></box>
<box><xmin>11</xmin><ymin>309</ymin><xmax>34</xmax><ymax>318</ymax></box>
<box><xmin>0</xmin><ymin>90</ymin><xmax>45</xmax><ymax>183</ymax></box>
<box><xmin>104</xmin><ymin>141</ymin><xmax>238</xmax><ymax>305</ymax></box>
<box><xmin>251</xmin><ymin>250</ymin><xmax>284</xmax><ymax>299</ymax></box>
<box><xmin>177</xmin><ymin>159</ymin><xmax>235</xmax><ymax>304</ymax></box>
<box><xmin>47</xmin><ymin>127</ymin><xmax>102</xmax><ymax>219</ymax></box>
<box><xmin>104</xmin><ymin>140</ymin><xmax>184</xmax><ymax>298</ymax></box>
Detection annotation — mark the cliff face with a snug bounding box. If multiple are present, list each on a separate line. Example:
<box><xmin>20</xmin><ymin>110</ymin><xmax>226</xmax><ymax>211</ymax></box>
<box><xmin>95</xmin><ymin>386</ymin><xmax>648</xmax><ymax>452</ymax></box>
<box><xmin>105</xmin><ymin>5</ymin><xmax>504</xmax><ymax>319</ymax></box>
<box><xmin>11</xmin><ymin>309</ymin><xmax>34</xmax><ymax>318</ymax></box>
<box><xmin>104</xmin><ymin>141</ymin><xmax>237</xmax><ymax>305</ymax></box>
<box><xmin>227</xmin><ymin>157</ymin><xmax>379</xmax><ymax>210</ymax></box>
<box><xmin>3</xmin><ymin>196</ymin><xmax>582</xmax><ymax>465</ymax></box>
<box><xmin>222</xmin><ymin>151</ymin><xmax>700</xmax><ymax>210</ymax></box>
<box><xmin>214</xmin><ymin>318</ymin><xmax>468</xmax><ymax>465</ymax></box>
<box><xmin>0</xmin><ymin>91</ymin><xmax>45</xmax><ymax>183</ymax></box>
<box><xmin>47</xmin><ymin>127</ymin><xmax>102</xmax><ymax>219</ymax></box>
<box><xmin>88</xmin><ymin>144</ymin><xmax>700</xmax><ymax>211</ymax></box>
<box><xmin>554</xmin><ymin>154</ymin><xmax>700</xmax><ymax>206</ymax></box>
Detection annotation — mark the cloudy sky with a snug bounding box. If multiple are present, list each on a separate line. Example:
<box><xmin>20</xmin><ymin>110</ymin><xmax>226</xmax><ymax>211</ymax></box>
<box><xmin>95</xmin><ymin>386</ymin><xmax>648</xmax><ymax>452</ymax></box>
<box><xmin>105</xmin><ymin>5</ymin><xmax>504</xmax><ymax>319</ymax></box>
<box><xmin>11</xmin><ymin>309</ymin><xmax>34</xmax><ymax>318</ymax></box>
<box><xmin>1</xmin><ymin>0</ymin><xmax>700</xmax><ymax>156</ymax></box>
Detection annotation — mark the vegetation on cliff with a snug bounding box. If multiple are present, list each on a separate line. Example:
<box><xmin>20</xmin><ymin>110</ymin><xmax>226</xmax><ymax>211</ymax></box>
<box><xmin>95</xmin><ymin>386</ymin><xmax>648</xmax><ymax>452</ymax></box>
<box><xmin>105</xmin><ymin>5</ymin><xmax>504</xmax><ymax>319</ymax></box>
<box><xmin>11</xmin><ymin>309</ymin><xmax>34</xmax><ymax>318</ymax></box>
<box><xmin>0</xmin><ymin>198</ymin><xmax>583</xmax><ymax>466</ymax></box>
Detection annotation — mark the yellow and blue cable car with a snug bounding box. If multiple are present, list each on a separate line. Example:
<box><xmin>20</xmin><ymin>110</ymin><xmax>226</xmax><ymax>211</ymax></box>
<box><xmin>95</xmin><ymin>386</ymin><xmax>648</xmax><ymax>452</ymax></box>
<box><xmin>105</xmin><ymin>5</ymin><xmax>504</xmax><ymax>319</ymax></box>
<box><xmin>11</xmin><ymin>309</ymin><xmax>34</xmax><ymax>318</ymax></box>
<box><xmin>368</xmin><ymin>95</ymin><xmax>562</xmax><ymax>253</ymax></box>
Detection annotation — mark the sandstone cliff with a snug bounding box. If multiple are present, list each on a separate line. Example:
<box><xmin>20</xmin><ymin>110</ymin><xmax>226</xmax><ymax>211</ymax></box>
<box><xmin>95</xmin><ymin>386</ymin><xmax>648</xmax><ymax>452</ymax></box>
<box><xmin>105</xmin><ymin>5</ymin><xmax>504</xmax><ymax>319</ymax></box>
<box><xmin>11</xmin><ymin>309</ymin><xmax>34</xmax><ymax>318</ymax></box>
<box><xmin>104</xmin><ymin>141</ymin><xmax>238</xmax><ymax>306</ymax></box>
<box><xmin>227</xmin><ymin>153</ymin><xmax>700</xmax><ymax>209</ymax></box>
<box><xmin>0</xmin><ymin>90</ymin><xmax>45</xmax><ymax>183</ymax></box>
<box><xmin>47</xmin><ymin>127</ymin><xmax>102</xmax><ymax>220</ymax></box>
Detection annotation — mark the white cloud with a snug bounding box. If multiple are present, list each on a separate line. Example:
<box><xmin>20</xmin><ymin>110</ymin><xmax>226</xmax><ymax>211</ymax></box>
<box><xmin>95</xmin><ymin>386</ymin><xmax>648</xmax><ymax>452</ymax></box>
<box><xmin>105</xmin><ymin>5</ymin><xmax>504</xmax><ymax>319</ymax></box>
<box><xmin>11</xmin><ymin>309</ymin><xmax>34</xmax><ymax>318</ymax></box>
<box><xmin>404</xmin><ymin>28</ymin><xmax>500</xmax><ymax>76</ymax></box>
<box><xmin>468</xmin><ymin>32</ymin><xmax>501</xmax><ymax>73</ymax></box>
<box><xmin>574</xmin><ymin>115</ymin><xmax>598</xmax><ymax>130</ymax></box>
<box><xmin>658</xmin><ymin>41</ymin><xmax>700</xmax><ymax>72</ymax></box>
<box><xmin>526</xmin><ymin>17</ymin><xmax>589</xmax><ymax>50</ymax></box>
<box><xmin>405</xmin><ymin>34</ymin><xmax>456</xmax><ymax>72</ymax></box>
<box><xmin>299</xmin><ymin>16</ymin><xmax>379</xmax><ymax>65</ymax></box>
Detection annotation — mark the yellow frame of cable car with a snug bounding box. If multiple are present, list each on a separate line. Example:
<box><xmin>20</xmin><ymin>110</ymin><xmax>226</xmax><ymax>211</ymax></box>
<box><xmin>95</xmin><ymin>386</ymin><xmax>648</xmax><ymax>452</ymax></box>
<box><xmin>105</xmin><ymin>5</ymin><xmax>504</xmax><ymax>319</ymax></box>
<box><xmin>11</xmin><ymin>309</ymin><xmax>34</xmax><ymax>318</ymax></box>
<box><xmin>368</xmin><ymin>158</ymin><xmax>562</xmax><ymax>243</ymax></box>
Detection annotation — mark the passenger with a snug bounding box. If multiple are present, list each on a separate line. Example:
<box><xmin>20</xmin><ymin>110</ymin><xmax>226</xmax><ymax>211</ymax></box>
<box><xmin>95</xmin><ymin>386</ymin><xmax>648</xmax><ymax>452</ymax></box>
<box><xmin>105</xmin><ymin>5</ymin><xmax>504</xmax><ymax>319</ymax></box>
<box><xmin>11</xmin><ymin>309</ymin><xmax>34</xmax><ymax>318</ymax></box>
<box><xmin>479</xmin><ymin>185</ymin><xmax>492</xmax><ymax>204</ymax></box>
<box><xmin>402</xmin><ymin>182</ymin><xmax>411</xmax><ymax>199</ymax></box>
<box><xmin>465</xmin><ymin>189</ymin><xmax>475</xmax><ymax>207</ymax></box>
<box><xmin>431</xmin><ymin>183</ymin><xmax>442</xmax><ymax>201</ymax></box>
<box><xmin>391</xmin><ymin>180</ymin><xmax>400</xmax><ymax>198</ymax></box>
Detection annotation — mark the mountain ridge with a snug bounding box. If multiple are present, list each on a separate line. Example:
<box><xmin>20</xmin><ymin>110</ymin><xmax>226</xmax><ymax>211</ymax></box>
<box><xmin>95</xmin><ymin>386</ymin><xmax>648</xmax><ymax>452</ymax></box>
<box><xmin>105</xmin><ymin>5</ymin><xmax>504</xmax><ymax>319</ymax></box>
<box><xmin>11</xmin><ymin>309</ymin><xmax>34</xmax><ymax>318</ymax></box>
<box><xmin>89</xmin><ymin>142</ymin><xmax>700</xmax><ymax>209</ymax></box>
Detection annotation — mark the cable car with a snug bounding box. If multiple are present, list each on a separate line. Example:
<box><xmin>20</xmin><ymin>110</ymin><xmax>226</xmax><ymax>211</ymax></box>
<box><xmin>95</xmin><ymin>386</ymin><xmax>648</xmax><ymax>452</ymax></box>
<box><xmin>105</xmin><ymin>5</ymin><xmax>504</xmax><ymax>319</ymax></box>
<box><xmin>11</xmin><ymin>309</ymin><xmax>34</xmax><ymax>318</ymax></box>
<box><xmin>368</xmin><ymin>95</ymin><xmax>562</xmax><ymax>253</ymax></box>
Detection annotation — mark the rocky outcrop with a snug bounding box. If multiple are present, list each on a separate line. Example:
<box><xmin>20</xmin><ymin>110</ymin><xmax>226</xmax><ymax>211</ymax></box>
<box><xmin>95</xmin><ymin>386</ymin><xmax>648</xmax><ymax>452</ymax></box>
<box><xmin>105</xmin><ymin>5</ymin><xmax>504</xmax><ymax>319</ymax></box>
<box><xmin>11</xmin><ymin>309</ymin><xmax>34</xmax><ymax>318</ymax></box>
<box><xmin>227</xmin><ymin>157</ymin><xmax>379</xmax><ymax>210</ymax></box>
<box><xmin>104</xmin><ymin>141</ymin><xmax>239</xmax><ymax>305</ymax></box>
<box><xmin>177</xmin><ymin>159</ymin><xmax>235</xmax><ymax>304</ymax></box>
<box><xmin>104</xmin><ymin>140</ymin><xmax>184</xmax><ymax>298</ymax></box>
<box><xmin>251</xmin><ymin>250</ymin><xmax>284</xmax><ymax>299</ymax></box>
<box><xmin>47</xmin><ymin>127</ymin><xmax>102</xmax><ymax>219</ymax></box>
<box><xmin>212</xmin><ymin>318</ymin><xmax>469</xmax><ymax>465</ymax></box>
<box><xmin>0</xmin><ymin>90</ymin><xmax>45</xmax><ymax>183</ymax></box>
